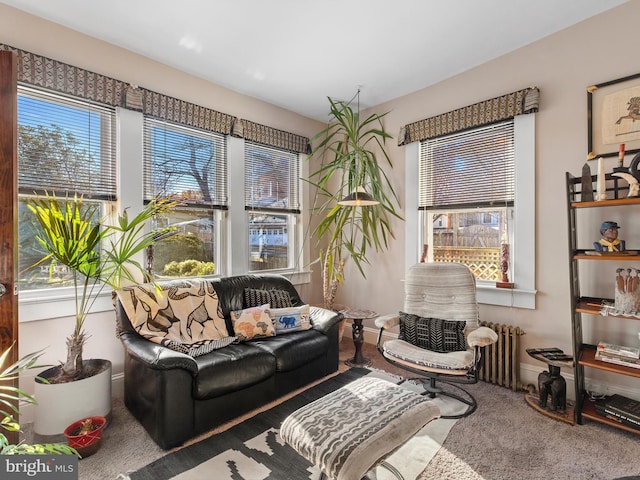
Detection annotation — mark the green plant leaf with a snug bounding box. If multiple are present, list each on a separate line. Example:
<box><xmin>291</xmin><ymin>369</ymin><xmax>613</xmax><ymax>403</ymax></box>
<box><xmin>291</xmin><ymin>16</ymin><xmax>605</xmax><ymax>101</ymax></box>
<box><xmin>24</xmin><ymin>193</ymin><xmax>178</xmax><ymax>380</ymax></box>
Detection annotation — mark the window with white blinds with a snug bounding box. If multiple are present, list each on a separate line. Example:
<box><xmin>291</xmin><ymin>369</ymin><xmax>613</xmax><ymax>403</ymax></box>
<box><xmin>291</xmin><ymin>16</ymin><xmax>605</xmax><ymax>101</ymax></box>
<box><xmin>17</xmin><ymin>85</ymin><xmax>117</xmax><ymax>200</ymax></box>
<box><xmin>244</xmin><ymin>142</ymin><xmax>300</xmax><ymax>213</ymax></box>
<box><xmin>419</xmin><ymin>120</ymin><xmax>515</xmax><ymax>210</ymax></box>
<box><xmin>17</xmin><ymin>85</ymin><xmax>116</xmax><ymax>292</ymax></box>
<box><xmin>245</xmin><ymin>142</ymin><xmax>299</xmax><ymax>272</ymax></box>
<box><xmin>143</xmin><ymin>118</ymin><xmax>227</xmax><ymax>208</ymax></box>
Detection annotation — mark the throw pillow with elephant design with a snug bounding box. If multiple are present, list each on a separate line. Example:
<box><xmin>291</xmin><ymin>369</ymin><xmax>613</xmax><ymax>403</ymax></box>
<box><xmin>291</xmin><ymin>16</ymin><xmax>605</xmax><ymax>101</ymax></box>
<box><xmin>230</xmin><ymin>303</ymin><xmax>276</xmax><ymax>341</ymax></box>
<box><xmin>270</xmin><ymin>305</ymin><xmax>311</xmax><ymax>334</ymax></box>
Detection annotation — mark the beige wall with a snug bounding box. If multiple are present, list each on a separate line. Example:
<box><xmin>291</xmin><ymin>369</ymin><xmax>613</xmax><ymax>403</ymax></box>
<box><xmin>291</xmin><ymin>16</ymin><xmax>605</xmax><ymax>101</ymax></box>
<box><xmin>3</xmin><ymin>2</ymin><xmax>640</xmax><ymax>398</ymax></box>
<box><xmin>341</xmin><ymin>1</ymin><xmax>640</xmax><ymax>394</ymax></box>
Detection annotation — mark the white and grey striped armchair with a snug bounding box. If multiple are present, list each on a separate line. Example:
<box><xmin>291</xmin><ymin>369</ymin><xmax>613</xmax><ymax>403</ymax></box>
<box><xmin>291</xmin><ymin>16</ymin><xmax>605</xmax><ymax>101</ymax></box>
<box><xmin>376</xmin><ymin>262</ymin><xmax>498</xmax><ymax>418</ymax></box>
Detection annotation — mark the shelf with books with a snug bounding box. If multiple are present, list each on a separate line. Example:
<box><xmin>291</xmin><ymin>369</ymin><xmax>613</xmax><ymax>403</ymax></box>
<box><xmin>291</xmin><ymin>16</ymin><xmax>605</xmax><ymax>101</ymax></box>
<box><xmin>579</xmin><ymin>346</ymin><xmax>640</xmax><ymax>379</ymax></box>
<box><xmin>582</xmin><ymin>396</ymin><xmax>640</xmax><ymax>435</ymax></box>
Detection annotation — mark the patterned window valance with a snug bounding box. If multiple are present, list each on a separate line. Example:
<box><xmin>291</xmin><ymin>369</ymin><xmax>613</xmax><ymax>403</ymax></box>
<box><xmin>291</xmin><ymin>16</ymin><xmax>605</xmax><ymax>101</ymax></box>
<box><xmin>398</xmin><ymin>87</ymin><xmax>539</xmax><ymax>146</ymax></box>
<box><xmin>1</xmin><ymin>43</ymin><xmax>310</xmax><ymax>153</ymax></box>
<box><xmin>140</xmin><ymin>89</ymin><xmax>234</xmax><ymax>135</ymax></box>
<box><xmin>0</xmin><ymin>43</ymin><xmax>235</xmax><ymax>135</ymax></box>
<box><xmin>231</xmin><ymin>118</ymin><xmax>311</xmax><ymax>154</ymax></box>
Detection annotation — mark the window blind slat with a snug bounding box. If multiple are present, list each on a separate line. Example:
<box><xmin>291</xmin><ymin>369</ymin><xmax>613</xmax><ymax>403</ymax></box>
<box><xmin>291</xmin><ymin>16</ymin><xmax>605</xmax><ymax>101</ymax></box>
<box><xmin>419</xmin><ymin>121</ymin><xmax>515</xmax><ymax>209</ymax></box>
<box><xmin>18</xmin><ymin>85</ymin><xmax>117</xmax><ymax>200</ymax></box>
<box><xmin>143</xmin><ymin>118</ymin><xmax>228</xmax><ymax>209</ymax></box>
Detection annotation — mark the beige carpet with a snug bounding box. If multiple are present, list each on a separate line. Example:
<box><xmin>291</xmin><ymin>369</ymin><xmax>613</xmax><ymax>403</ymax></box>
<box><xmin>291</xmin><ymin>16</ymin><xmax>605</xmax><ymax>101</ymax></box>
<box><xmin>122</xmin><ymin>369</ymin><xmax>457</xmax><ymax>480</ymax></box>
<box><xmin>48</xmin><ymin>340</ymin><xmax>639</xmax><ymax>479</ymax></box>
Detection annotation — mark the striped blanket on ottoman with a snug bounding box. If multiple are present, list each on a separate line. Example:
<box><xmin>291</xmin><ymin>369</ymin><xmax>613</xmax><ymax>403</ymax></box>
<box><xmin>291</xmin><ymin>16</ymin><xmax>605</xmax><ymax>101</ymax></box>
<box><xmin>280</xmin><ymin>376</ymin><xmax>440</xmax><ymax>480</ymax></box>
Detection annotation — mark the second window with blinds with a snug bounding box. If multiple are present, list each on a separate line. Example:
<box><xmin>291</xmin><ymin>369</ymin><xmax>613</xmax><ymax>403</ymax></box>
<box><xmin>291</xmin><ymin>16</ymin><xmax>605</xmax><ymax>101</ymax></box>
<box><xmin>420</xmin><ymin>120</ymin><xmax>515</xmax><ymax>284</ymax></box>
<box><xmin>245</xmin><ymin>142</ymin><xmax>300</xmax><ymax>272</ymax></box>
<box><xmin>143</xmin><ymin>118</ymin><xmax>227</xmax><ymax>278</ymax></box>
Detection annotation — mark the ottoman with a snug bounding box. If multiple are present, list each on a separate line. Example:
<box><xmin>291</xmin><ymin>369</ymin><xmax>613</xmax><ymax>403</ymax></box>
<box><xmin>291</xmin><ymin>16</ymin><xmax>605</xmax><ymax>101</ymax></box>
<box><xmin>280</xmin><ymin>376</ymin><xmax>440</xmax><ymax>480</ymax></box>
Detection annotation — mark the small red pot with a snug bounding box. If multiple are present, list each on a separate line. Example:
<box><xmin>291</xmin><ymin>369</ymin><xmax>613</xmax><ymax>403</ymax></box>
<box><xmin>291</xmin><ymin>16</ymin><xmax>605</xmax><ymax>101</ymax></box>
<box><xmin>63</xmin><ymin>416</ymin><xmax>107</xmax><ymax>457</ymax></box>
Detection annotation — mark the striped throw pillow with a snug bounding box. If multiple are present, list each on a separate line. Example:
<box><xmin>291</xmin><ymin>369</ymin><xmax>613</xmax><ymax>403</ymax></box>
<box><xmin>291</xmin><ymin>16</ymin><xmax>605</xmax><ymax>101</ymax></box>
<box><xmin>244</xmin><ymin>288</ymin><xmax>292</xmax><ymax>309</ymax></box>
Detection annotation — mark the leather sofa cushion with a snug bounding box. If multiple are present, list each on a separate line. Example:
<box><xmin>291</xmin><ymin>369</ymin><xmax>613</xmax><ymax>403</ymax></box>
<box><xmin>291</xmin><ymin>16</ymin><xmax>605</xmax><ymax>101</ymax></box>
<box><xmin>251</xmin><ymin>330</ymin><xmax>328</xmax><ymax>372</ymax></box>
<box><xmin>193</xmin><ymin>343</ymin><xmax>276</xmax><ymax>400</ymax></box>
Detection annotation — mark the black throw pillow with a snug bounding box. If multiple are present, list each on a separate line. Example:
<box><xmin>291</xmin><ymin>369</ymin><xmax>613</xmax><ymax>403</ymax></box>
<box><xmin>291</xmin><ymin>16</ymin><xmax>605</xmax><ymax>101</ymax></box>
<box><xmin>398</xmin><ymin>312</ymin><xmax>466</xmax><ymax>353</ymax></box>
<box><xmin>244</xmin><ymin>288</ymin><xmax>293</xmax><ymax>309</ymax></box>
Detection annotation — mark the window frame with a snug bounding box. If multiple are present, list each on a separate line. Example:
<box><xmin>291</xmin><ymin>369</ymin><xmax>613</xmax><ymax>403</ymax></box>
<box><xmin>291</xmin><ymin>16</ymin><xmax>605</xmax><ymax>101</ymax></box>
<box><xmin>142</xmin><ymin>116</ymin><xmax>228</xmax><ymax>278</ymax></box>
<box><xmin>405</xmin><ymin>113</ymin><xmax>536</xmax><ymax>308</ymax></box>
<box><xmin>17</xmin><ymin>85</ymin><xmax>118</xmax><ymax>314</ymax></box>
<box><xmin>243</xmin><ymin>141</ymin><xmax>302</xmax><ymax>274</ymax></box>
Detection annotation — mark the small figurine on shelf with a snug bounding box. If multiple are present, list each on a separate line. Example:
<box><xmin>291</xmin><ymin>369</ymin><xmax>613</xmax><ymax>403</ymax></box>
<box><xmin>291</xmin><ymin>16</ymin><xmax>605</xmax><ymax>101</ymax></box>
<box><xmin>614</xmin><ymin>267</ymin><xmax>640</xmax><ymax>314</ymax></box>
<box><xmin>593</xmin><ymin>221</ymin><xmax>626</xmax><ymax>252</ymax></box>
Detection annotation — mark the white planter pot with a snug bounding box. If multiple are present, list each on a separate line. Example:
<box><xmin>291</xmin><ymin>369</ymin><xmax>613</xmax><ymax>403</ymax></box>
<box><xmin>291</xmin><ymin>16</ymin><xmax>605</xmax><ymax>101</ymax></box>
<box><xmin>33</xmin><ymin>359</ymin><xmax>112</xmax><ymax>437</ymax></box>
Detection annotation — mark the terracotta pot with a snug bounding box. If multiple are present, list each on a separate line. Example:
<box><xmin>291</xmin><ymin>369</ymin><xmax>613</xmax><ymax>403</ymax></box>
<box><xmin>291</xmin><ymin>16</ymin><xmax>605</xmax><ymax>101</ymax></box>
<box><xmin>63</xmin><ymin>416</ymin><xmax>107</xmax><ymax>458</ymax></box>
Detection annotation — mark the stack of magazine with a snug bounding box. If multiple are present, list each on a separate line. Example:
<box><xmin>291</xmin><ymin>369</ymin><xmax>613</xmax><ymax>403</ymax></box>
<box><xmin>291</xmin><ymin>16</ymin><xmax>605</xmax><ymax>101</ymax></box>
<box><xmin>594</xmin><ymin>394</ymin><xmax>640</xmax><ymax>430</ymax></box>
<box><xmin>595</xmin><ymin>342</ymin><xmax>640</xmax><ymax>369</ymax></box>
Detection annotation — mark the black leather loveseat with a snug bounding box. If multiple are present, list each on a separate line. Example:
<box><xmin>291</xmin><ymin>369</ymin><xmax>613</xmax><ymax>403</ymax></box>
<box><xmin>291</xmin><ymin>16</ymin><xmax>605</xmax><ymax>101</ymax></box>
<box><xmin>114</xmin><ymin>274</ymin><xmax>343</xmax><ymax>449</ymax></box>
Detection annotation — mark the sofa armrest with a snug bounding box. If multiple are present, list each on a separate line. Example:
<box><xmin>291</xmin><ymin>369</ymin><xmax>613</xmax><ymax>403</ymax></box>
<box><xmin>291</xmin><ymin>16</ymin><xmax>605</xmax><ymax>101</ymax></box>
<box><xmin>310</xmin><ymin>306</ymin><xmax>344</xmax><ymax>335</ymax></box>
<box><xmin>118</xmin><ymin>330</ymin><xmax>198</xmax><ymax>375</ymax></box>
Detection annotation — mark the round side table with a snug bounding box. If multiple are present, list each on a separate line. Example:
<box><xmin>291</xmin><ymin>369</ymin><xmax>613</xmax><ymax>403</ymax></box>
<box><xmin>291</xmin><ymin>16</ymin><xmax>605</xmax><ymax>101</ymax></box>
<box><xmin>341</xmin><ymin>308</ymin><xmax>378</xmax><ymax>367</ymax></box>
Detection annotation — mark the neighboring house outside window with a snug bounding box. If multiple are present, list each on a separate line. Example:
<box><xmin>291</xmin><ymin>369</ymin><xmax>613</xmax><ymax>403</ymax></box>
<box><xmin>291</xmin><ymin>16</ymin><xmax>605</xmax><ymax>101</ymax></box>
<box><xmin>244</xmin><ymin>142</ymin><xmax>300</xmax><ymax>272</ymax></box>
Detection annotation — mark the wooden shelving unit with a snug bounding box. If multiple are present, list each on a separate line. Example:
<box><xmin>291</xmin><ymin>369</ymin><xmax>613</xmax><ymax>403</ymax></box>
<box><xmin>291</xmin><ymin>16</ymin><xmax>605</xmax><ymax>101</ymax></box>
<box><xmin>566</xmin><ymin>172</ymin><xmax>640</xmax><ymax>435</ymax></box>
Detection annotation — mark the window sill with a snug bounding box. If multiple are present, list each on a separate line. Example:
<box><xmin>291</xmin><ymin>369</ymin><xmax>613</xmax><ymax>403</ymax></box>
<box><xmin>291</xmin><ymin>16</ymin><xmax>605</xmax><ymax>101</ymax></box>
<box><xmin>477</xmin><ymin>284</ymin><xmax>536</xmax><ymax>309</ymax></box>
<box><xmin>19</xmin><ymin>288</ymin><xmax>114</xmax><ymax>323</ymax></box>
<box><xmin>284</xmin><ymin>270</ymin><xmax>312</xmax><ymax>286</ymax></box>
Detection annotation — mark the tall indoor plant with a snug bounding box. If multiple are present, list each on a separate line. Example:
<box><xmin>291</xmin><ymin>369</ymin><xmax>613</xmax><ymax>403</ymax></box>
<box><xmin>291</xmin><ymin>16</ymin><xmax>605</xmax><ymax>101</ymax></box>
<box><xmin>26</xmin><ymin>193</ymin><xmax>176</xmax><ymax>436</ymax></box>
<box><xmin>27</xmin><ymin>193</ymin><xmax>177</xmax><ymax>383</ymax></box>
<box><xmin>307</xmin><ymin>96</ymin><xmax>402</xmax><ymax>309</ymax></box>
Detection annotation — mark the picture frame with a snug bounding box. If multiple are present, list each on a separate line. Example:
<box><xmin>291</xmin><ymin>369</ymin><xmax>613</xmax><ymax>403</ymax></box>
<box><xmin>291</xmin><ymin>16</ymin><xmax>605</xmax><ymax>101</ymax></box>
<box><xmin>588</xmin><ymin>71</ymin><xmax>640</xmax><ymax>159</ymax></box>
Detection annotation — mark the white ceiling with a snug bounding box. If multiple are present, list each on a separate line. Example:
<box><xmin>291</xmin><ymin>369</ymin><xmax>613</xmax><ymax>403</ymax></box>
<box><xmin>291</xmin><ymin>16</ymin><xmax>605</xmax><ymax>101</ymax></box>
<box><xmin>1</xmin><ymin>0</ymin><xmax>628</xmax><ymax>121</ymax></box>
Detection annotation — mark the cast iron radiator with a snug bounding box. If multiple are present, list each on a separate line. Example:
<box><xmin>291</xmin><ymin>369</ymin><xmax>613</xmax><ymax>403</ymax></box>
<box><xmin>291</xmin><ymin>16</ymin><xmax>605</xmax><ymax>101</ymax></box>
<box><xmin>478</xmin><ymin>322</ymin><xmax>525</xmax><ymax>392</ymax></box>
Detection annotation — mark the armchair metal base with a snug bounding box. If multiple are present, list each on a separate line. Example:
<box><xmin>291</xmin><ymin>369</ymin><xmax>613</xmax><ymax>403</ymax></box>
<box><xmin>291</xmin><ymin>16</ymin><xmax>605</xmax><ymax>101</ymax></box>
<box><xmin>414</xmin><ymin>376</ymin><xmax>478</xmax><ymax>419</ymax></box>
<box><xmin>377</xmin><ymin>332</ymin><xmax>481</xmax><ymax>419</ymax></box>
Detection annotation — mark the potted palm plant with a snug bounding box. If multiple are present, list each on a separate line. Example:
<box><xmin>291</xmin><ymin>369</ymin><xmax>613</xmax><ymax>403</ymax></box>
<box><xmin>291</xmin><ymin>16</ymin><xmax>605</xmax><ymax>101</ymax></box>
<box><xmin>307</xmin><ymin>95</ymin><xmax>402</xmax><ymax>310</ymax></box>
<box><xmin>26</xmin><ymin>193</ymin><xmax>176</xmax><ymax>436</ymax></box>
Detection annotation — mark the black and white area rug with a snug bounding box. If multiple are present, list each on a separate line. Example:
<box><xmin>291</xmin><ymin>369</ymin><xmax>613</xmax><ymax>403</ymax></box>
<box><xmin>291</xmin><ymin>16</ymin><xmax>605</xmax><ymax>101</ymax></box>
<box><xmin>124</xmin><ymin>368</ymin><xmax>457</xmax><ymax>480</ymax></box>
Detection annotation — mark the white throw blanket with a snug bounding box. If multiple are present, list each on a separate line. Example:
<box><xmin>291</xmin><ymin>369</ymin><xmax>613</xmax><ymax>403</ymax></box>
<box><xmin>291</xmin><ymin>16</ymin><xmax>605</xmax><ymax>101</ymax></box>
<box><xmin>116</xmin><ymin>279</ymin><xmax>236</xmax><ymax>357</ymax></box>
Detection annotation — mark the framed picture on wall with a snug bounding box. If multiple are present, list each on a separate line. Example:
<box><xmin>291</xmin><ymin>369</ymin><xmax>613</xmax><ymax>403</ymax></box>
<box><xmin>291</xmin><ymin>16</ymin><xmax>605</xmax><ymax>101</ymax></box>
<box><xmin>588</xmin><ymin>72</ymin><xmax>640</xmax><ymax>159</ymax></box>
